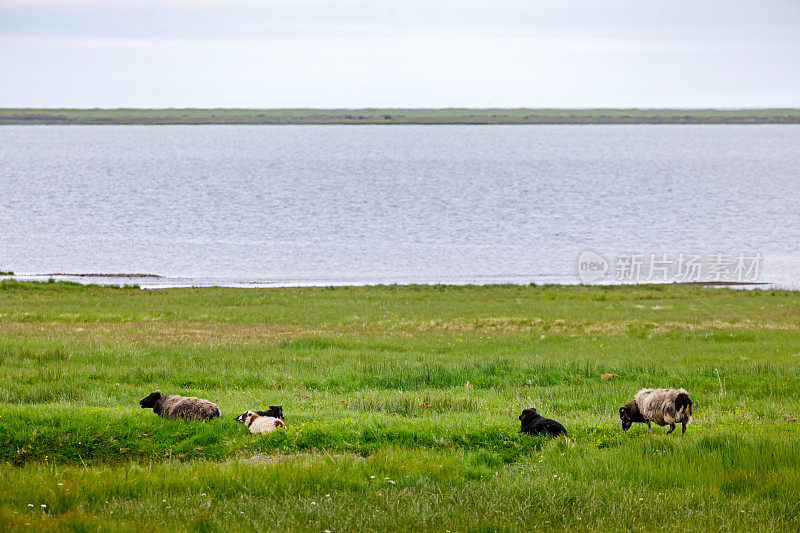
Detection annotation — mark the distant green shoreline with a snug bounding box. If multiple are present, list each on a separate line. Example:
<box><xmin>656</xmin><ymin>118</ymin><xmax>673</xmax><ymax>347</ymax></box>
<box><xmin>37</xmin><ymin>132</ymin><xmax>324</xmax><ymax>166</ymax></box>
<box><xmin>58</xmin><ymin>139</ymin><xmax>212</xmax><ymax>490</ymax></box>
<box><xmin>2</xmin><ymin>108</ymin><xmax>800</xmax><ymax>125</ymax></box>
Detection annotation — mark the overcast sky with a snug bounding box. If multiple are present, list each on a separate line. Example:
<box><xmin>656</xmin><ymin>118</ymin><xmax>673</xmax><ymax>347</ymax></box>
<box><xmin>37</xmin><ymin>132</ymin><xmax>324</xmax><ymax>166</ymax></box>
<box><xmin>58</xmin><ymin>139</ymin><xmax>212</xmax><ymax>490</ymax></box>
<box><xmin>1</xmin><ymin>0</ymin><xmax>798</xmax><ymax>108</ymax></box>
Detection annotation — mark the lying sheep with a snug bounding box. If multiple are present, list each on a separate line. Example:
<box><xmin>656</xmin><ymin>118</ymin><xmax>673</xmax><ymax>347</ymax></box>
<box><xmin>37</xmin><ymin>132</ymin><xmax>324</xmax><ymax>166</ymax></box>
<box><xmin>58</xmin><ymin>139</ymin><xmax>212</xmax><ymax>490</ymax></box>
<box><xmin>139</xmin><ymin>390</ymin><xmax>220</xmax><ymax>421</ymax></box>
<box><xmin>519</xmin><ymin>408</ymin><xmax>567</xmax><ymax>436</ymax></box>
<box><xmin>238</xmin><ymin>410</ymin><xmax>286</xmax><ymax>434</ymax></box>
<box><xmin>619</xmin><ymin>388</ymin><xmax>693</xmax><ymax>435</ymax></box>
<box><xmin>235</xmin><ymin>405</ymin><xmax>283</xmax><ymax>423</ymax></box>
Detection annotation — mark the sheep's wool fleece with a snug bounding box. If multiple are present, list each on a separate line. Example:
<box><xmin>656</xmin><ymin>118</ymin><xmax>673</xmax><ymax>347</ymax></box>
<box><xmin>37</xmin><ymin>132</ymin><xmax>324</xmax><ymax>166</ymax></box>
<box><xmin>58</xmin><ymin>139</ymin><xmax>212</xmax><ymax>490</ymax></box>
<box><xmin>160</xmin><ymin>395</ymin><xmax>220</xmax><ymax>420</ymax></box>
<box><xmin>248</xmin><ymin>416</ymin><xmax>285</xmax><ymax>434</ymax></box>
<box><xmin>634</xmin><ymin>388</ymin><xmax>691</xmax><ymax>425</ymax></box>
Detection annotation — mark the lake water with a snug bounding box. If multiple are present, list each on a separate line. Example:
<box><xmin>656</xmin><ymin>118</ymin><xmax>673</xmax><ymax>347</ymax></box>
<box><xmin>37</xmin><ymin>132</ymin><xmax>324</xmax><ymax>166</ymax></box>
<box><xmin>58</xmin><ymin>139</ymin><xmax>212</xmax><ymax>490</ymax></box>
<box><xmin>1</xmin><ymin>125</ymin><xmax>799</xmax><ymax>288</ymax></box>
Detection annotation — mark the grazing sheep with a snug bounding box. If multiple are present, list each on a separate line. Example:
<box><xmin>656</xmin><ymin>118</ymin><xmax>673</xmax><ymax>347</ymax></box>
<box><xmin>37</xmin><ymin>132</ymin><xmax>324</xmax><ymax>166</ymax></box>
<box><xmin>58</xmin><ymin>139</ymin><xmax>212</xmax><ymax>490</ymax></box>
<box><xmin>519</xmin><ymin>408</ymin><xmax>567</xmax><ymax>436</ymax></box>
<box><xmin>235</xmin><ymin>405</ymin><xmax>283</xmax><ymax>423</ymax></box>
<box><xmin>139</xmin><ymin>390</ymin><xmax>220</xmax><ymax>421</ymax></box>
<box><xmin>619</xmin><ymin>388</ymin><xmax>693</xmax><ymax>435</ymax></box>
<box><xmin>239</xmin><ymin>410</ymin><xmax>286</xmax><ymax>434</ymax></box>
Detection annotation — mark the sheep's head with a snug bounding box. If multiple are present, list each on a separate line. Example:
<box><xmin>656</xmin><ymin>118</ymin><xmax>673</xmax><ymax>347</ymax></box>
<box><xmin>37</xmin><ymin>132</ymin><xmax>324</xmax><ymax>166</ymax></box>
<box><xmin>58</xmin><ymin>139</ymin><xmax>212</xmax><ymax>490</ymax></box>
<box><xmin>235</xmin><ymin>410</ymin><xmax>259</xmax><ymax>427</ymax></box>
<box><xmin>519</xmin><ymin>408</ymin><xmax>540</xmax><ymax>422</ymax></box>
<box><xmin>618</xmin><ymin>403</ymin><xmax>638</xmax><ymax>431</ymax></box>
<box><xmin>235</xmin><ymin>410</ymin><xmax>256</xmax><ymax>424</ymax></box>
<box><xmin>619</xmin><ymin>407</ymin><xmax>632</xmax><ymax>430</ymax></box>
<box><xmin>139</xmin><ymin>391</ymin><xmax>163</xmax><ymax>409</ymax></box>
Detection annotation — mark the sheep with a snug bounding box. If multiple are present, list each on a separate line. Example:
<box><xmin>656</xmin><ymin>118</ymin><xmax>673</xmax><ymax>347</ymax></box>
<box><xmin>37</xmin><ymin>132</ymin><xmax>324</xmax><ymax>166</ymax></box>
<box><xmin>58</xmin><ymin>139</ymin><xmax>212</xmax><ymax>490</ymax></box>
<box><xmin>238</xmin><ymin>410</ymin><xmax>286</xmax><ymax>434</ymax></box>
<box><xmin>619</xmin><ymin>388</ymin><xmax>693</xmax><ymax>435</ymax></box>
<box><xmin>235</xmin><ymin>405</ymin><xmax>283</xmax><ymax>423</ymax></box>
<box><xmin>139</xmin><ymin>390</ymin><xmax>220</xmax><ymax>421</ymax></box>
<box><xmin>519</xmin><ymin>408</ymin><xmax>567</xmax><ymax>436</ymax></box>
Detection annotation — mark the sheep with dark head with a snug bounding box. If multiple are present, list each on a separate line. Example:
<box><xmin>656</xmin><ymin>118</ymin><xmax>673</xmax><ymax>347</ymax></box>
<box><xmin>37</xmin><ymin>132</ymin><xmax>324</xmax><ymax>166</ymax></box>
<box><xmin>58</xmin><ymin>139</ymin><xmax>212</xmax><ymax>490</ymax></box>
<box><xmin>519</xmin><ymin>408</ymin><xmax>567</xmax><ymax>436</ymax></box>
<box><xmin>139</xmin><ymin>390</ymin><xmax>220</xmax><ymax>421</ymax></box>
<box><xmin>619</xmin><ymin>388</ymin><xmax>693</xmax><ymax>435</ymax></box>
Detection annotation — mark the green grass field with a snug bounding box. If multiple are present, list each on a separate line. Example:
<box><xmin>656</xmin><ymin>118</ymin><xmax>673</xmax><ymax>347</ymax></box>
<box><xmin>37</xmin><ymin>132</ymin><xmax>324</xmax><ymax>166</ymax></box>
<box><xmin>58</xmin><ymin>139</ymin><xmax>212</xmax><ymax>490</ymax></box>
<box><xmin>0</xmin><ymin>281</ymin><xmax>798</xmax><ymax>531</ymax></box>
<box><xmin>2</xmin><ymin>108</ymin><xmax>800</xmax><ymax>125</ymax></box>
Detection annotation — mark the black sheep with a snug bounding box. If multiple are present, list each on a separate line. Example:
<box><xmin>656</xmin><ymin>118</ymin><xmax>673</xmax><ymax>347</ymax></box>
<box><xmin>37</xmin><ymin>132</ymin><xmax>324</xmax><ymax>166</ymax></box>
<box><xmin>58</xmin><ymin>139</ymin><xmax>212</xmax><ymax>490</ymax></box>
<box><xmin>519</xmin><ymin>408</ymin><xmax>567</xmax><ymax>436</ymax></box>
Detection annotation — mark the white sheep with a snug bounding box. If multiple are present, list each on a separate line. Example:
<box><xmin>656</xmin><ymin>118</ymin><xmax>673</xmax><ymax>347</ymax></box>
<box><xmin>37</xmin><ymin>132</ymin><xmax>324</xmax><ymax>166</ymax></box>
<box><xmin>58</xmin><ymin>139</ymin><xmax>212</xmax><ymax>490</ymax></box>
<box><xmin>240</xmin><ymin>410</ymin><xmax>286</xmax><ymax>434</ymax></box>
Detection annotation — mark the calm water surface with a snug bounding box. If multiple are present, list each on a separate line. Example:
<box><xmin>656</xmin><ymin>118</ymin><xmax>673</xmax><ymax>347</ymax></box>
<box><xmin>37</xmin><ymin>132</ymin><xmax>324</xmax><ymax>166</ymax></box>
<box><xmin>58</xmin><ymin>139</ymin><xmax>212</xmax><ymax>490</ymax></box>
<box><xmin>1</xmin><ymin>125</ymin><xmax>799</xmax><ymax>287</ymax></box>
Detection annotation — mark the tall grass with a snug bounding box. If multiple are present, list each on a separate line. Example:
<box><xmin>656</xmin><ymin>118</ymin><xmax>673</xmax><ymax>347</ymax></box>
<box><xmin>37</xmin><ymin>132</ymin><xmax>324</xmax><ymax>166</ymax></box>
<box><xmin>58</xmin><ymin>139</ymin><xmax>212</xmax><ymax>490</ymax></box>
<box><xmin>0</xmin><ymin>282</ymin><xmax>798</xmax><ymax>531</ymax></box>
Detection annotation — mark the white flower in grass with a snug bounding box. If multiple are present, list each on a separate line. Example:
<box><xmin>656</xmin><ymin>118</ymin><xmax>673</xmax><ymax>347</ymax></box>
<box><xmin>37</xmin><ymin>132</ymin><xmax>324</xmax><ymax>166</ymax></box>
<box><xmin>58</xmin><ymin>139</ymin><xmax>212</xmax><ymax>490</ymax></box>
<box><xmin>311</xmin><ymin>501</ymin><xmax>317</xmax><ymax>506</ymax></box>
<box><xmin>41</xmin><ymin>504</ymin><xmax>47</xmax><ymax>508</ymax></box>
<box><xmin>28</xmin><ymin>504</ymin><xmax>33</xmax><ymax>507</ymax></box>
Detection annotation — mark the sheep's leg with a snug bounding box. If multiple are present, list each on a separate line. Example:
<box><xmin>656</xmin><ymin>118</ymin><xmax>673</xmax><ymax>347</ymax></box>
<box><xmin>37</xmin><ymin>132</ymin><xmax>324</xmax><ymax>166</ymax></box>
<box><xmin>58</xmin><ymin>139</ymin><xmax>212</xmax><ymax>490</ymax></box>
<box><xmin>646</xmin><ymin>421</ymin><xmax>652</xmax><ymax>433</ymax></box>
<box><xmin>681</xmin><ymin>420</ymin><xmax>687</xmax><ymax>435</ymax></box>
<box><xmin>666</xmin><ymin>423</ymin><xmax>675</xmax><ymax>435</ymax></box>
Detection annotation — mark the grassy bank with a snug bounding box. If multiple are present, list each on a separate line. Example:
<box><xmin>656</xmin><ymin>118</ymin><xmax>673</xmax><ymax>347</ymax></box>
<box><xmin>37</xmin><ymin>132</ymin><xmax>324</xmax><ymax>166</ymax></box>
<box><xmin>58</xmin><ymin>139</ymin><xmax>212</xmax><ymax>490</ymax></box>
<box><xmin>0</xmin><ymin>281</ymin><xmax>798</xmax><ymax>531</ymax></box>
<box><xmin>2</xmin><ymin>108</ymin><xmax>800</xmax><ymax>125</ymax></box>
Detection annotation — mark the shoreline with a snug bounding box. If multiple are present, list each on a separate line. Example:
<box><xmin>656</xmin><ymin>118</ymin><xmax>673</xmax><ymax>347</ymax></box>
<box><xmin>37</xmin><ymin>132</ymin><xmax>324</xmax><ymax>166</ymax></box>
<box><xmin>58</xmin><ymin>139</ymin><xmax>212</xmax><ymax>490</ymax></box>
<box><xmin>0</xmin><ymin>274</ymin><xmax>783</xmax><ymax>290</ymax></box>
<box><xmin>3</xmin><ymin>108</ymin><xmax>800</xmax><ymax>125</ymax></box>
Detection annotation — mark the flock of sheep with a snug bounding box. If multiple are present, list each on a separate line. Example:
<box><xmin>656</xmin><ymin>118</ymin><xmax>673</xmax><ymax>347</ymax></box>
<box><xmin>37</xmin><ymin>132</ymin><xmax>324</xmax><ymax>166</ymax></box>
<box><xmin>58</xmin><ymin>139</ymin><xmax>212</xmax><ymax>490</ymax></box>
<box><xmin>139</xmin><ymin>391</ymin><xmax>285</xmax><ymax>434</ymax></box>
<box><xmin>139</xmin><ymin>387</ymin><xmax>693</xmax><ymax>436</ymax></box>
